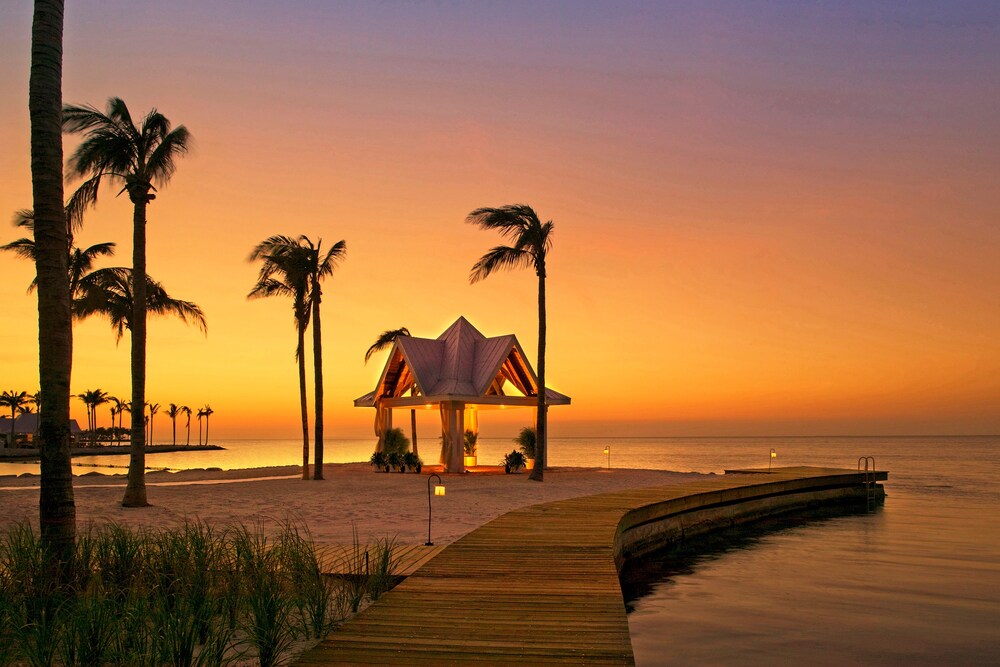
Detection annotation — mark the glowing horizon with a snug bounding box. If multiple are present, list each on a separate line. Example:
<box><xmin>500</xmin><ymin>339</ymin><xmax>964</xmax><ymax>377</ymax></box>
<box><xmin>1</xmin><ymin>2</ymin><xmax>998</xmax><ymax>440</ymax></box>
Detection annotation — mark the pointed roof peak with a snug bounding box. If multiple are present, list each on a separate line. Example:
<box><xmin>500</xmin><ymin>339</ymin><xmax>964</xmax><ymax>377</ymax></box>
<box><xmin>437</xmin><ymin>316</ymin><xmax>485</xmax><ymax>342</ymax></box>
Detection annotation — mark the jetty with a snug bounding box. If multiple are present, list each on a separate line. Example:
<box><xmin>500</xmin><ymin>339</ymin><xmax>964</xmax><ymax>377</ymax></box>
<box><xmin>298</xmin><ymin>466</ymin><xmax>888</xmax><ymax>665</ymax></box>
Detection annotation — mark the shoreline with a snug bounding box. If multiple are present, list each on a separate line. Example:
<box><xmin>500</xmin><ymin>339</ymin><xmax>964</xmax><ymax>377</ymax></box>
<box><xmin>0</xmin><ymin>443</ymin><xmax>225</xmax><ymax>462</ymax></box>
<box><xmin>0</xmin><ymin>462</ymin><xmax>712</xmax><ymax>546</ymax></box>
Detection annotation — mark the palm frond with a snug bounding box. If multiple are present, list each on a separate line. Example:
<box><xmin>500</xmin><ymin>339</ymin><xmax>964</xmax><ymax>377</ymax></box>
<box><xmin>145</xmin><ymin>125</ymin><xmax>191</xmax><ymax>186</ymax></box>
<box><xmin>365</xmin><ymin>327</ymin><xmax>410</xmax><ymax>364</ymax></box>
<box><xmin>469</xmin><ymin>245</ymin><xmax>533</xmax><ymax>283</ymax></box>
<box><xmin>11</xmin><ymin>209</ymin><xmax>34</xmax><ymax>229</ymax></box>
<box><xmin>466</xmin><ymin>205</ymin><xmax>540</xmax><ymax>243</ymax></box>
<box><xmin>0</xmin><ymin>237</ymin><xmax>37</xmax><ymax>261</ymax></box>
<box><xmin>66</xmin><ymin>177</ymin><xmax>102</xmax><ymax>231</ymax></box>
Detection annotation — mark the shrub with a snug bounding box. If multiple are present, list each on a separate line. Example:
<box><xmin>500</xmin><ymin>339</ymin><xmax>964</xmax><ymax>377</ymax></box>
<box><xmin>514</xmin><ymin>426</ymin><xmax>536</xmax><ymax>458</ymax></box>
<box><xmin>382</xmin><ymin>428</ymin><xmax>409</xmax><ymax>456</ymax></box>
<box><xmin>463</xmin><ymin>430</ymin><xmax>478</xmax><ymax>456</ymax></box>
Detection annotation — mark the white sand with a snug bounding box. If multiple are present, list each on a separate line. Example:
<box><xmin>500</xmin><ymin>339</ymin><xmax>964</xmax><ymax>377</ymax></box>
<box><xmin>1</xmin><ymin>464</ymin><xmax>711</xmax><ymax>545</ymax></box>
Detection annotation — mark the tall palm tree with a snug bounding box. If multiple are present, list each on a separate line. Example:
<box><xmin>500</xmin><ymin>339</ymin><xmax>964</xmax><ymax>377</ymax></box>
<box><xmin>147</xmin><ymin>402</ymin><xmax>160</xmax><ymax>445</ymax></box>
<box><xmin>301</xmin><ymin>236</ymin><xmax>347</xmax><ymax>480</ymax></box>
<box><xmin>166</xmin><ymin>403</ymin><xmax>180</xmax><ymax>447</ymax></box>
<box><xmin>181</xmin><ymin>405</ymin><xmax>192</xmax><ymax>446</ymax></box>
<box><xmin>30</xmin><ymin>0</ymin><xmax>76</xmax><ymax>562</ymax></box>
<box><xmin>1</xmin><ymin>208</ymin><xmax>115</xmax><ymax>303</ymax></box>
<box><xmin>1</xmin><ymin>390</ymin><xmax>30</xmax><ymax>448</ymax></box>
<box><xmin>75</xmin><ymin>388</ymin><xmax>108</xmax><ymax>444</ymax></box>
<box><xmin>201</xmin><ymin>405</ymin><xmax>214</xmax><ymax>445</ymax></box>
<box><xmin>248</xmin><ymin>235</ymin><xmax>312</xmax><ymax>480</ymax></box>
<box><xmin>365</xmin><ymin>327</ymin><xmax>418</xmax><ymax>457</ymax></box>
<box><xmin>63</xmin><ymin>96</ymin><xmax>191</xmax><ymax>508</ymax></box>
<box><xmin>73</xmin><ymin>267</ymin><xmax>206</xmax><ymax>343</ymax></box>
<box><xmin>119</xmin><ymin>401</ymin><xmax>131</xmax><ymax>445</ymax></box>
<box><xmin>467</xmin><ymin>204</ymin><xmax>554</xmax><ymax>482</ymax></box>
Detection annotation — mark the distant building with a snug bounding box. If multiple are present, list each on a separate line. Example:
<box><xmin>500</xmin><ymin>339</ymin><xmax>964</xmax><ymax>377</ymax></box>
<box><xmin>0</xmin><ymin>414</ymin><xmax>83</xmax><ymax>448</ymax></box>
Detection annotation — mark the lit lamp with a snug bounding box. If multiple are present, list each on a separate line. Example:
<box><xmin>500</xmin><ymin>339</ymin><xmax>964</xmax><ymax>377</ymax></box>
<box><xmin>603</xmin><ymin>446</ymin><xmax>611</xmax><ymax>470</ymax></box>
<box><xmin>426</xmin><ymin>473</ymin><xmax>445</xmax><ymax>546</ymax></box>
<box><xmin>769</xmin><ymin>448</ymin><xmax>777</xmax><ymax>472</ymax></box>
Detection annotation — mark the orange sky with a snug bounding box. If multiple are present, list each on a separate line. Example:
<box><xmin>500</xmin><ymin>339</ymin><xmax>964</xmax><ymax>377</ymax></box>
<box><xmin>1</xmin><ymin>2</ymin><xmax>998</xmax><ymax>438</ymax></box>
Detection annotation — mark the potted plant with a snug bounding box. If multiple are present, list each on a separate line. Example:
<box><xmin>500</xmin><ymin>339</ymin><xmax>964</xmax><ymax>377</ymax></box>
<box><xmin>463</xmin><ymin>429</ymin><xmax>478</xmax><ymax>467</ymax></box>
<box><xmin>514</xmin><ymin>426</ymin><xmax>536</xmax><ymax>470</ymax></box>
<box><xmin>502</xmin><ymin>450</ymin><xmax>527</xmax><ymax>474</ymax></box>
<box><xmin>403</xmin><ymin>451</ymin><xmax>422</xmax><ymax>473</ymax></box>
<box><xmin>387</xmin><ymin>450</ymin><xmax>406</xmax><ymax>473</ymax></box>
<box><xmin>369</xmin><ymin>450</ymin><xmax>388</xmax><ymax>472</ymax></box>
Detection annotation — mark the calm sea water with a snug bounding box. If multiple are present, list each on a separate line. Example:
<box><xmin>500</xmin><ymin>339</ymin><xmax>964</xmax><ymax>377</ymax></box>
<box><xmin>2</xmin><ymin>435</ymin><xmax>997</xmax><ymax>664</ymax></box>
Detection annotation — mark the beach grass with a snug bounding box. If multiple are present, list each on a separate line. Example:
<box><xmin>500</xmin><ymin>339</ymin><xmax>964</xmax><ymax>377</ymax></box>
<box><xmin>0</xmin><ymin>518</ymin><xmax>396</xmax><ymax>666</ymax></box>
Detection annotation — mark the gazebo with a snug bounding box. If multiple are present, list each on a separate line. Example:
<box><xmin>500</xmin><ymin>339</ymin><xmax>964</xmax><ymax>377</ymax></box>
<box><xmin>355</xmin><ymin>316</ymin><xmax>570</xmax><ymax>472</ymax></box>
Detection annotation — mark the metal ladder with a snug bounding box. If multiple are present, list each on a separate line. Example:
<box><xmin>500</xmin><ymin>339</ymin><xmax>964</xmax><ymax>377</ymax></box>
<box><xmin>858</xmin><ymin>456</ymin><xmax>877</xmax><ymax>510</ymax></box>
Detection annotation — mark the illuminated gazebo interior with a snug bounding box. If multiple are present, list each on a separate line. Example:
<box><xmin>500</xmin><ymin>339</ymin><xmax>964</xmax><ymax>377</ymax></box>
<box><xmin>355</xmin><ymin>316</ymin><xmax>570</xmax><ymax>472</ymax></box>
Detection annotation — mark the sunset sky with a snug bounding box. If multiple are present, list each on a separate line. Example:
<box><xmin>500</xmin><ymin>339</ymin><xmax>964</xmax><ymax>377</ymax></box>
<box><xmin>1</xmin><ymin>1</ymin><xmax>998</xmax><ymax>439</ymax></box>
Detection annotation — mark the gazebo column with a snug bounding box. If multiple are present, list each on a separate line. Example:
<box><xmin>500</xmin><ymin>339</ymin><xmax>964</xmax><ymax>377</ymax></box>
<box><xmin>439</xmin><ymin>400</ymin><xmax>465</xmax><ymax>472</ymax></box>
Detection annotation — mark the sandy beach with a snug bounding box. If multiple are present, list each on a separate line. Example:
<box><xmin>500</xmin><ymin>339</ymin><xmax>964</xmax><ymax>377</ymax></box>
<box><xmin>1</xmin><ymin>464</ymin><xmax>710</xmax><ymax>545</ymax></box>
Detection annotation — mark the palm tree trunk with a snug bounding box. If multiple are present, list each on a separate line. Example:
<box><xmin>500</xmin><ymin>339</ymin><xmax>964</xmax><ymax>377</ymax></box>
<box><xmin>172</xmin><ymin>417</ymin><xmax>176</xmax><ymax>447</ymax></box>
<box><xmin>312</xmin><ymin>294</ymin><xmax>324</xmax><ymax>480</ymax></box>
<box><xmin>410</xmin><ymin>409</ymin><xmax>418</xmax><ymax>458</ymax></box>
<box><xmin>204</xmin><ymin>415</ymin><xmax>209</xmax><ymax>445</ymax></box>
<box><xmin>297</xmin><ymin>322</ymin><xmax>310</xmax><ymax>480</ymax></box>
<box><xmin>186</xmin><ymin>419</ymin><xmax>190</xmax><ymax>446</ymax></box>
<box><xmin>529</xmin><ymin>270</ymin><xmax>546</xmax><ymax>481</ymax></box>
<box><xmin>122</xmin><ymin>195</ymin><xmax>149</xmax><ymax>507</ymax></box>
<box><xmin>31</xmin><ymin>0</ymin><xmax>76</xmax><ymax>564</ymax></box>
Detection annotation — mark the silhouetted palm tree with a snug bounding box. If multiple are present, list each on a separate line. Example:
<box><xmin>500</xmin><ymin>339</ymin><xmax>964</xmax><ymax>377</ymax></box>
<box><xmin>181</xmin><ymin>405</ymin><xmax>192</xmax><ymax>446</ymax></box>
<box><xmin>467</xmin><ymin>204</ymin><xmax>554</xmax><ymax>482</ymax></box>
<box><xmin>197</xmin><ymin>407</ymin><xmax>206</xmax><ymax>446</ymax></box>
<box><xmin>30</xmin><ymin>0</ymin><xmax>76</xmax><ymax>560</ymax></box>
<box><xmin>73</xmin><ymin>267</ymin><xmax>206</xmax><ymax>343</ymax></box>
<box><xmin>1</xmin><ymin>390</ymin><xmax>30</xmax><ymax>448</ymax></box>
<box><xmin>1</xmin><ymin>208</ymin><xmax>115</xmax><ymax>304</ymax></box>
<box><xmin>75</xmin><ymin>388</ymin><xmax>108</xmax><ymax>445</ymax></box>
<box><xmin>63</xmin><ymin>96</ymin><xmax>191</xmax><ymax>507</ymax></box>
<box><xmin>201</xmin><ymin>405</ymin><xmax>214</xmax><ymax>445</ymax></box>
<box><xmin>248</xmin><ymin>235</ymin><xmax>312</xmax><ymax>480</ymax></box>
<box><xmin>365</xmin><ymin>327</ymin><xmax>419</xmax><ymax>457</ymax></box>
<box><xmin>301</xmin><ymin>236</ymin><xmax>347</xmax><ymax>480</ymax></box>
<box><xmin>108</xmin><ymin>396</ymin><xmax>122</xmax><ymax>445</ymax></box>
<box><xmin>147</xmin><ymin>402</ymin><xmax>160</xmax><ymax>445</ymax></box>
<box><xmin>166</xmin><ymin>403</ymin><xmax>180</xmax><ymax>447</ymax></box>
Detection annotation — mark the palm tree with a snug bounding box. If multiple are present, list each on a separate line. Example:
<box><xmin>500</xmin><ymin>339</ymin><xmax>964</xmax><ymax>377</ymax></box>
<box><xmin>196</xmin><ymin>407</ymin><xmax>206</xmax><ymax>446</ymax></box>
<box><xmin>201</xmin><ymin>405</ymin><xmax>214</xmax><ymax>445</ymax></box>
<box><xmin>73</xmin><ymin>267</ymin><xmax>206</xmax><ymax>343</ymax></box>
<box><xmin>248</xmin><ymin>235</ymin><xmax>313</xmax><ymax>480</ymax></box>
<box><xmin>119</xmin><ymin>401</ymin><xmax>131</xmax><ymax>445</ymax></box>
<box><xmin>108</xmin><ymin>396</ymin><xmax>122</xmax><ymax>445</ymax></box>
<box><xmin>147</xmin><ymin>402</ymin><xmax>160</xmax><ymax>445</ymax></box>
<box><xmin>301</xmin><ymin>236</ymin><xmax>347</xmax><ymax>480</ymax></box>
<box><xmin>365</xmin><ymin>327</ymin><xmax>419</xmax><ymax>458</ymax></box>
<box><xmin>1</xmin><ymin>208</ymin><xmax>115</xmax><ymax>303</ymax></box>
<box><xmin>467</xmin><ymin>204</ymin><xmax>554</xmax><ymax>482</ymax></box>
<box><xmin>75</xmin><ymin>388</ymin><xmax>108</xmax><ymax>445</ymax></box>
<box><xmin>1</xmin><ymin>390</ymin><xmax>30</xmax><ymax>448</ymax></box>
<box><xmin>30</xmin><ymin>0</ymin><xmax>76</xmax><ymax>563</ymax></box>
<box><xmin>181</xmin><ymin>405</ymin><xmax>192</xmax><ymax>446</ymax></box>
<box><xmin>166</xmin><ymin>403</ymin><xmax>180</xmax><ymax>447</ymax></box>
<box><xmin>63</xmin><ymin>96</ymin><xmax>191</xmax><ymax>508</ymax></box>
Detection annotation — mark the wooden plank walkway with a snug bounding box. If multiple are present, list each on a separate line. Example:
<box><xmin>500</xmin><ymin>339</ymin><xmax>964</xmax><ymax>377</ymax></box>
<box><xmin>298</xmin><ymin>467</ymin><xmax>887</xmax><ymax>666</ymax></box>
<box><xmin>317</xmin><ymin>543</ymin><xmax>446</xmax><ymax>577</ymax></box>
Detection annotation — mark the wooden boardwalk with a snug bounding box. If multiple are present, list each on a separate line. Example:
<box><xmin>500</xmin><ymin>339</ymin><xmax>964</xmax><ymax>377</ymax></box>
<box><xmin>317</xmin><ymin>543</ymin><xmax>446</xmax><ymax>577</ymax></box>
<box><xmin>298</xmin><ymin>467</ymin><xmax>887</xmax><ymax>666</ymax></box>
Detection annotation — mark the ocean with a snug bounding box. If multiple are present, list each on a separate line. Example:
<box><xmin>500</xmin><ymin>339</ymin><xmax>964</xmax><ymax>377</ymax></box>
<box><xmin>2</xmin><ymin>435</ymin><xmax>997</xmax><ymax>664</ymax></box>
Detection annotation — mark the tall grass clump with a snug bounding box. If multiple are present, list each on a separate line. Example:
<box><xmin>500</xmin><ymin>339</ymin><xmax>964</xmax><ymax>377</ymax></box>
<box><xmin>0</xmin><ymin>518</ymin><xmax>402</xmax><ymax>666</ymax></box>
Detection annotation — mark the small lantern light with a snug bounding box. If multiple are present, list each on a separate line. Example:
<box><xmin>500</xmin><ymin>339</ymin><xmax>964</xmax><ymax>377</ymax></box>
<box><xmin>603</xmin><ymin>446</ymin><xmax>611</xmax><ymax>469</ymax></box>
<box><xmin>426</xmin><ymin>473</ymin><xmax>444</xmax><ymax>546</ymax></box>
<box><xmin>769</xmin><ymin>448</ymin><xmax>777</xmax><ymax>472</ymax></box>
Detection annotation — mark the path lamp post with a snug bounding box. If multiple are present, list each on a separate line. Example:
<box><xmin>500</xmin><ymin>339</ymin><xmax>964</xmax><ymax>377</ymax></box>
<box><xmin>426</xmin><ymin>473</ymin><xmax>445</xmax><ymax>546</ymax></box>
<box><xmin>603</xmin><ymin>445</ymin><xmax>611</xmax><ymax>469</ymax></box>
<box><xmin>769</xmin><ymin>448</ymin><xmax>777</xmax><ymax>472</ymax></box>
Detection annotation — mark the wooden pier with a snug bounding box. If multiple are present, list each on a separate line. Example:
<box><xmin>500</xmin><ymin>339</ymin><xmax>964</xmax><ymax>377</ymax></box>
<box><xmin>298</xmin><ymin>466</ymin><xmax>888</xmax><ymax>666</ymax></box>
